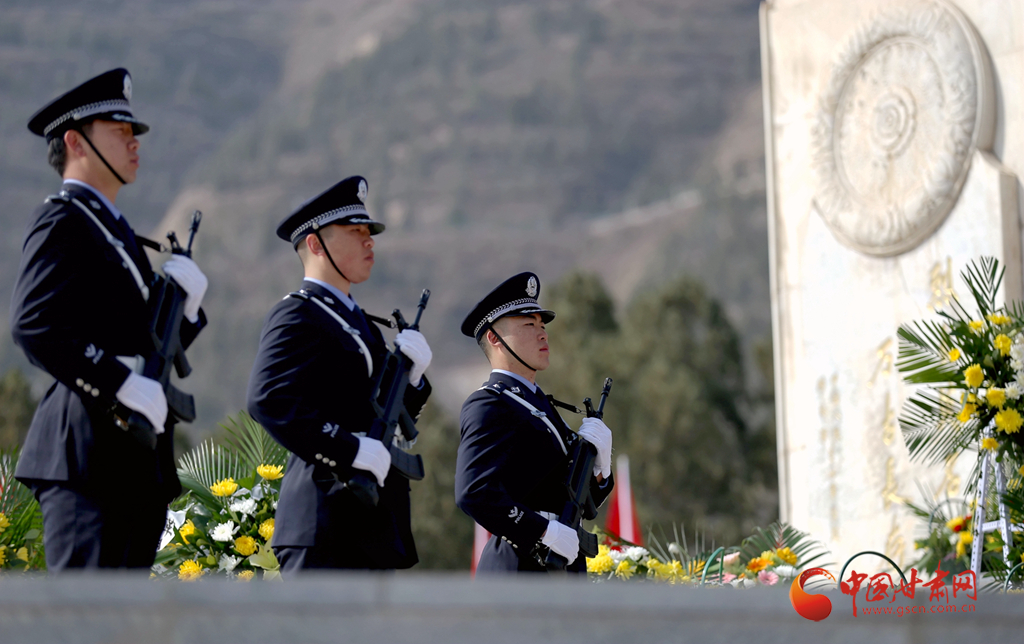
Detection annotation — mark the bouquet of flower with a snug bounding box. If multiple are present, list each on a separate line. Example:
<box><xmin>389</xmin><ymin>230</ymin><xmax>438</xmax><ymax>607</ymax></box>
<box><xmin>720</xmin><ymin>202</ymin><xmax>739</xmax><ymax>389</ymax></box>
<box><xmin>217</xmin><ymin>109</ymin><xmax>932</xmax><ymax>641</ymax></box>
<box><xmin>0</xmin><ymin>447</ymin><xmax>45</xmax><ymax>572</ymax></box>
<box><xmin>898</xmin><ymin>257</ymin><xmax>1024</xmax><ymax>469</ymax></box>
<box><xmin>153</xmin><ymin>412</ymin><xmax>287</xmax><ymax>581</ymax></box>
<box><xmin>906</xmin><ymin>493</ymin><xmax>1023</xmax><ymax>581</ymax></box>
<box><xmin>586</xmin><ymin>541</ymin><xmax>707</xmax><ymax>584</ymax></box>
<box><xmin>714</xmin><ymin>522</ymin><xmax>829</xmax><ymax>588</ymax></box>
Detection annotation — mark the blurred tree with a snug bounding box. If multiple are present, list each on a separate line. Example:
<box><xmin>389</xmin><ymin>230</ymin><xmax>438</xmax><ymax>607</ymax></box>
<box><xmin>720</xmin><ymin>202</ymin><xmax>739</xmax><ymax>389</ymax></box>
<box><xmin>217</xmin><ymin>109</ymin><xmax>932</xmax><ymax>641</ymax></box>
<box><xmin>539</xmin><ymin>272</ymin><xmax>777</xmax><ymax>545</ymax></box>
<box><xmin>408</xmin><ymin>401</ymin><xmax>474</xmax><ymax>570</ymax></box>
<box><xmin>0</xmin><ymin>368</ymin><xmax>36</xmax><ymax>449</ymax></box>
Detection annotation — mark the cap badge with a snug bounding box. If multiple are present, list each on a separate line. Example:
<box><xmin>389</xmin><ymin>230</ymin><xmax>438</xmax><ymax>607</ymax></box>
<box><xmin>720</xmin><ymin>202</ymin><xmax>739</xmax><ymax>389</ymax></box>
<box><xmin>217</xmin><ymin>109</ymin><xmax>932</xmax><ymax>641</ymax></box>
<box><xmin>122</xmin><ymin>74</ymin><xmax>132</xmax><ymax>101</ymax></box>
<box><xmin>526</xmin><ymin>276</ymin><xmax>538</xmax><ymax>298</ymax></box>
<box><xmin>357</xmin><ymin>180</ymin><xmax>368</xmax><ymax>203</ymax></box>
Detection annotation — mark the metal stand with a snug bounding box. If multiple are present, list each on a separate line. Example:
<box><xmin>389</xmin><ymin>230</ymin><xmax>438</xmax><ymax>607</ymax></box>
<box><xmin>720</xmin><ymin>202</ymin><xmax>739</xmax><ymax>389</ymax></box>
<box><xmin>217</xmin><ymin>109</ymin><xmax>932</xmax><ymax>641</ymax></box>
<box><xmin>969</xmin><ymin>427</ymin><xmax>1019</xmax><ymax>580</ymax></box>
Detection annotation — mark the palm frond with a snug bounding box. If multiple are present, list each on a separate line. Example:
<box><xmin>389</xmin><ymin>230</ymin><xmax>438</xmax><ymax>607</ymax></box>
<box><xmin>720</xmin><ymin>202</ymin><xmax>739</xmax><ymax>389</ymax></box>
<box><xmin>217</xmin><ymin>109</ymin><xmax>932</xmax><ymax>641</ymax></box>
<box><xmin>176</xmin><ymin>438</ymin><xmax>247</xmax><ymax>492</ymax></box>
<box><xmin>219</xmin><ymin>411</ymin><xmax>287</xmax><ymax>473</ymax></box>
<box><xmin>899</xmin><ymin>391</ymin><xmax>976</xmax><ymax>464</ymax></box>
<box><xmin>738</xmin><ymin>522</ymin><xmax>832</xmax><ymax>571</ymax></box>
<box><xmin>961</xmin><ymin>256</ymin><xmax>1003</xmax><ymax>318</ymax></box>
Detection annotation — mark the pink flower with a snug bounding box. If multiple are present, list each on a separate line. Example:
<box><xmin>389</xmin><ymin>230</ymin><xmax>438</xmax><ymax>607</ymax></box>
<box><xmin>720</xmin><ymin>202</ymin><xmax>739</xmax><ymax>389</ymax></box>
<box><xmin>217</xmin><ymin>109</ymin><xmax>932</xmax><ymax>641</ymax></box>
<box><xmin>721</xmin><ymin>572</ymin><xmax>736</xmax><ymax>583</ymax></box>
<box><xmin>758</xmin><ymin>570</ymin><xmax>779</xmax><ymax>586</ymax></box>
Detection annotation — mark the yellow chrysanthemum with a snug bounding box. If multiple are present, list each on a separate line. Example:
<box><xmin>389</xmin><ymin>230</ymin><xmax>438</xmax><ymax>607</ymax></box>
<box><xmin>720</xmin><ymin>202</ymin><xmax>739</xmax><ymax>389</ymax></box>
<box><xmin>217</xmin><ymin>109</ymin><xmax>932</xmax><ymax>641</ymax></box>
<box><xmin>237</xmin><ymin>570</ymin><xmax>255</xmax><ymax>581</ymax></box>
<box><xmin>946</xmin><ymin>516</ymin><xmax>966</xmax><ymax>532</ymax></box>
<box><xmin>687</xmin><ymin>559</ymin><xmax>706</xmax><ymax>577</ymax></box>
<box><xmin>746</xmin><ymin>556</ymin><xmax>770</xmax><ymax>573</ymax></box>
<box><xmin>614</xmin><ymin>560</ymin><xmax>635</xmax><ymax>579</ymax></box>
<box><xmin>956</xmin><ymin>531</ymin><xmax>974</xmax><ymax>557</ymax></box>
<box><xmin>957</xmin><ymin>403</ymin><xmax>977</xmax><ymax>423</ymax></box>
<box><xmin>987</xmin><ymin>314</ymin><xmax>1011</xmax><ymax>326</ymax></box>
<box><xmin>948</xmin><ymin>348</ymin><xmax>961</xmax><ymax>362</ymax></box>
<box><xmin>597</xmin><ymin>544</ymin><xmax>610</xmax><ymax>556</ymax></box>
<box><xmin>995</xmin><ymin>334</ymin><xmax>1013</xmax><ymax>356</ymax></box>
<box><xmin>16</xmin><ymin>547</ymin><xmax>29</xmax><ymax>562</ymax></box>
<box><xmin>776</xmin><ymin>547</ymin><xmax>797</xmax><ymax>566</ymax></box>
<box><xmin>995</xmin><ymin>408</ymin><xmax>1024</xmax><ymax>434</ymax></box>
<box><xmin>982</xmin><ymin>437</ymin><xmax>999</xmax><ymax>451</ymax></box>
<box><xmin>956</xmin><ymin>538</ymin><xmax>968</xmax><ymax>558</ymax></box>
<box><xmin>234</xmin><ymin>535</ymin><xmax>258</xmax><ymax>557</ymax></box>
<box><xmin>969</xmin><ymin>320</ymin><xmax>985</xmax><ymax>333</ymax></box>
<box><xmin>179</xmin><ymin>519</ymin><xmax>196</xmax><ymax>545</ymax></box>
<box><xmin>964</xmin><ymin>364</ymin><xmax>984</xmax><ymax>388</ymax></box>
<box><xmin>259</xmin><ymin>518</ymin><xmax>275</xmax><ymax>541</ymax></box>
<box><xmin>0</xmin><ymin>545</ymin><xmax>7</xmax><ymax>566</ymax></box>
<box><xmin>178</xmin><ymin>560</ymin><xmax>204</xmax><ymax>581</ymax></box>
<box><xmin>586</xmin><ymin>554</ymin><xmax>615</xmax><ymax>574</ymax></box>
<box><xmin>1019</xmin><ymin>464</ymin><xmax>1024</xmax><ymax>477</ymax></box>
<box><xmin>210</xmin><ymin>477</ymin><xmax>239</xmax><ymax>497</ymax></box>
<box><xmin>0</xmin><ymin>512</ymin><xmax>10</xmax><ymax>534</ymax></box>
<box><xmin>760</xmin><ymin>550</ymin><xmax>776</xmax><ymax>563</ymax></box>
<box><xmin>257</xmin><ymin>464</ymin><xmax>284</xmax><ymax>480</ymax></box>
<box><xmin>987</xmin><ymin>388</ymin><xmax>1007</xmax><ymax>409</ymax></box>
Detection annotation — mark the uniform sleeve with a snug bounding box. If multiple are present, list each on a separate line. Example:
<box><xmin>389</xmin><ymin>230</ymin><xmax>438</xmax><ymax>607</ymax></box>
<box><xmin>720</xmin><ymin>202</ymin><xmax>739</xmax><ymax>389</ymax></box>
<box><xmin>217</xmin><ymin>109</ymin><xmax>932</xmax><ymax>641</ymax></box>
<box><xmin>10</xmin><ymin>208</ymin><xmax>131</xmax><ymax>409</ymax></box>
<box><xmin>455</xmin><ymin>397</ymin><xmax>549</xmax><ymax>551</ymax></box>
<box><xmin>246</xmin><ymin>304</ymin><xmax>366</xmax><ymax>478</ymax></box>
<box><xmin>586</xmin><ymin>471</ymin><xmax>614</xmax><ymax>520</ymax></box>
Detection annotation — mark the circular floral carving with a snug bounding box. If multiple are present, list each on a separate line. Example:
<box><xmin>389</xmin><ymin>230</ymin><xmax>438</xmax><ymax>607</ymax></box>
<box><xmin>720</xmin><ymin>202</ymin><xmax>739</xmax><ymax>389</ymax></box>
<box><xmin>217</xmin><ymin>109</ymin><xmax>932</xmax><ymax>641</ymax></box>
<box><xmin>812</xmin><ymin>0</ymin><xmax>992</xmax><ymax>257</ymax></box>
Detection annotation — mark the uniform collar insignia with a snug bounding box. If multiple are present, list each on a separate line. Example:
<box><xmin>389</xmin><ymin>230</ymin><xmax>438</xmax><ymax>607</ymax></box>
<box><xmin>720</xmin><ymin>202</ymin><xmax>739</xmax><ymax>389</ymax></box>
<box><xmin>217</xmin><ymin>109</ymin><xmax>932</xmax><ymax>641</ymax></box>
<box><xmin>509</xmin><ymin>386</ymin><xmax>520</xmax><ymax>394</ymax></box>
<box><xmin>89</xmin><ymin>200</ymin><xmax>101</xmax><ymax>210</ymax></box>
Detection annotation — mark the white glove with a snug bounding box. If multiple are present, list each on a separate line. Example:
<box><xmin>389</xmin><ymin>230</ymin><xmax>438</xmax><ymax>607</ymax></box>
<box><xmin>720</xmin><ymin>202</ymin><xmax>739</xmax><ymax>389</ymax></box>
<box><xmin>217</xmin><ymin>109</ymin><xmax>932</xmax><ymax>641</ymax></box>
<box><xmin>541</xmin><ymin>519</ymin><xmax>579</xmax><ymax>565</ymax></box>
<box><xmin>578</xmin><ymin>417</ymin><xmax>612</xmax><ymax>479</ymax></box>
<box><xmin>351</xmin><ymin>436</ymin><xmax>391</xmax><ymax>487</ymax></box>
<box><xmin>115</xmin><ymin>372</ymin><xmax>167</xmax><ymax>434</ymax></box>
<box><xmin>394</xmin><ymin>329</ymin><xmax>432</xmax><ymax>387</ymax></box>
<box><xmin>162</xmin><ymin>256</ymin><xmax>208</xmax><ymax>323</ymax></box>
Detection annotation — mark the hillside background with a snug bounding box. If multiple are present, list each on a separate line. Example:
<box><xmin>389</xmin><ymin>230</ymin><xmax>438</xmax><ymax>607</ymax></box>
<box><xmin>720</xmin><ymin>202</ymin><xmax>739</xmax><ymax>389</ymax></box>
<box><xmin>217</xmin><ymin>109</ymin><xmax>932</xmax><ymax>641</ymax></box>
<box><xmin>0</xmin><ymin>0</ymin><xmax>773</xmax><ymax>564</ymax></box>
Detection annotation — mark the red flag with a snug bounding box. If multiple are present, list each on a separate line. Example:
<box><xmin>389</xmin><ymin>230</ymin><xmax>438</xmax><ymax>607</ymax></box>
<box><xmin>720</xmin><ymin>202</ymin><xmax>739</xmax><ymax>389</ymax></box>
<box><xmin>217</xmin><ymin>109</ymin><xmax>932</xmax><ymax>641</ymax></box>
<box><xmin>471</xmin><ymin>522</ymin><xmax>490</xmax><ymax>575</ymax></box>
<box><xmin>604</xmin><ymin>454</ymin><xmax>642</xmax><ymax>545</ymax></box>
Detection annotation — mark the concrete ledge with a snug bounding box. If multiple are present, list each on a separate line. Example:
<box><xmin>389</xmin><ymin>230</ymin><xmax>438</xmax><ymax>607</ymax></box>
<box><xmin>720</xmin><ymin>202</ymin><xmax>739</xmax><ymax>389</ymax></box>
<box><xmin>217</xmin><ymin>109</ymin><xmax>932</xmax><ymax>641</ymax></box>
<box><xmin>0</xmin><ymin>573</ymin><xmax>1020</xmax><ymax>643</ymax></box>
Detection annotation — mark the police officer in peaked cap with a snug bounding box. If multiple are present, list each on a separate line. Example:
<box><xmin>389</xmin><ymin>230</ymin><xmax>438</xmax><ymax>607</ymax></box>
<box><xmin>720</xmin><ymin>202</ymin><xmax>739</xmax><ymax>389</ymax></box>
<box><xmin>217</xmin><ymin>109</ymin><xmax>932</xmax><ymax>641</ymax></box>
<box><xmin>455</xmin><ymin>273</ymin><xmax>615</xmax><ymax>573</ymax></box>
<box><xmin>11</xmin><ymin>69</ymin><xmax>209</xmax><ymax>572</ymax></box>
<box><xmin>247</xmin><ymin>176</ymin><xmax>433</xmax><ymax>573</ymax></box>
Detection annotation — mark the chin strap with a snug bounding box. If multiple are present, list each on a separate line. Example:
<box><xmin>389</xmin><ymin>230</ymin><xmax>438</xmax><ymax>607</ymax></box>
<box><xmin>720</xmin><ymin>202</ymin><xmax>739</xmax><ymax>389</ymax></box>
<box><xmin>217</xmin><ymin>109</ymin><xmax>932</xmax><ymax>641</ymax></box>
<box><xmin>77</xmin><ymin>127</ymin><xmax>127</xmax><ymax>185</ymax></box>
<box><xmin>313</xmin><ymin>229</ymin><xmax>351</xmax><ymax>284</ymax></box>
<box><xmin>483</xmin><ymin>321</ymin><xmax>539</xmax><ymax>373</ymax></box>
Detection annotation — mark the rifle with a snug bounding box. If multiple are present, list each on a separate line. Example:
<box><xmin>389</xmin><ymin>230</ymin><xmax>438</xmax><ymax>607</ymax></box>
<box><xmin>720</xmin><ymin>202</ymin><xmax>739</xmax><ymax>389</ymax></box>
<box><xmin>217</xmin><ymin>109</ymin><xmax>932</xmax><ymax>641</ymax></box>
<box><xmin>345</xmin><ymin>289</ymin><xmax>430</xmax><ymax>507</ymax></box>
<box><xmin>114</xmin><ymin>210</ymin><xmax>202</xmax><ymax>450</ymax></box>
<box><xmin>545</xmin><ymin>377</ymin><xmax>613</xmax><ymax>572</ymax></box>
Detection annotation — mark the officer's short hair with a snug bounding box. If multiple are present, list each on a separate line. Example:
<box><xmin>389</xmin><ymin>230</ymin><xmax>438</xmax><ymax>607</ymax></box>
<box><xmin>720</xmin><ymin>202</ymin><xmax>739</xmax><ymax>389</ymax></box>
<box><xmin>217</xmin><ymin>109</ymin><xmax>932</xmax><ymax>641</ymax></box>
<box><xmin>47</xmin><ymin>123</ymin><xmax>94</xmax><ymax>177</ymax></box>
<box><xmin>47</xmin><ymin>137</ymin><xmax>67</xmax><ymax>176</ymax></box>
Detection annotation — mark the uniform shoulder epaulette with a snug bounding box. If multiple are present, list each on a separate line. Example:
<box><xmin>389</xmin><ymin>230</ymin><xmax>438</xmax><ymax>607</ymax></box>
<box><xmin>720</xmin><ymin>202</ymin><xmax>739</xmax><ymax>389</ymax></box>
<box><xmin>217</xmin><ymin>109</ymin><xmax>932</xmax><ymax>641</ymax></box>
<box><xmin>44</xmin><ymin>190</ymin><xmax>71</xmax><ymax>205</ymax></box>
<box><xmin>479</xmin><ymin>381</ymin><xmax>508</xmax><ymax>396</ymax></box>
<box><xmin>284</xmin><ymin>289</ymin><xmax>310</xmax><ymax>301</ymax></box>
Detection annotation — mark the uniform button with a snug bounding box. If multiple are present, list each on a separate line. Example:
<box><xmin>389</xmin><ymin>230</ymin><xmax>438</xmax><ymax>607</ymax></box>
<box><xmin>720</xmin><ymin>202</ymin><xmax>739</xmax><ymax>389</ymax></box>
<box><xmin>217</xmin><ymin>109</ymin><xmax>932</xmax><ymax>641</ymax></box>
<box><xmin>76</xmin><ymin>378</ymin><xmax>84</xmax><ymax>387</ymax></box>
<box><xmin>83</xmin><ymin>384</ymin><xmax>92</xmax><ymax>392</ymax></box>
<box><xmin>328</xmin><ymin>460</ymin><xmax>337</xmax><ymax>467</ymax></box>
<box><xmin>315</xmin><ymin>453</ymin><xmax>323</xmax><ymax>460</ymax></box>
<box><xmin>91</xmin><ymin>389</ymin><xmax>100</xmax><ymax>397</ymax></box>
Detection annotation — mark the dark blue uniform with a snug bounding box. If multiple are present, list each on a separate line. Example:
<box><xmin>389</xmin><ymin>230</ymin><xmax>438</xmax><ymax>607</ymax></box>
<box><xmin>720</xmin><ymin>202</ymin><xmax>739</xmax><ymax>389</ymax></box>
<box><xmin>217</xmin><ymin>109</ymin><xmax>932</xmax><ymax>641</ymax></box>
<box><xmin>456</xmin><ymin>371</ymin><xmax>613</xmax><ymax>573</ymax></box>
<box><xmin>10</xmin><ymin>182</ymin><xmax>206</xmax><ymax>570</ymax></box>
<box><xmin>247</xmin><ymin>281</ymin><xmax>430</xmax><ymax>570</ymax></box>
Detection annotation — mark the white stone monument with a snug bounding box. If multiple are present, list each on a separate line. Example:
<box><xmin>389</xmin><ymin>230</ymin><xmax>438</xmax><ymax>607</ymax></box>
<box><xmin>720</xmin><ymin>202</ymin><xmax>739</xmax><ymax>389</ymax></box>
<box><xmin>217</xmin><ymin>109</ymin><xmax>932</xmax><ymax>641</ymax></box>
<box><xmin>760</xmin><ymin>0</ymin><xmax>1023</xmax><ymax>568</ymax></box>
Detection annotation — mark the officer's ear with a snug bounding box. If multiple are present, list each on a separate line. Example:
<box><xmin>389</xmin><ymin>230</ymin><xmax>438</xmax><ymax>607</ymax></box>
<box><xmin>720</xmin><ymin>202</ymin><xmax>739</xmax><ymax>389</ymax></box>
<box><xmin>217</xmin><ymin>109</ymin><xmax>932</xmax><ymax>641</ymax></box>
<box><xmin>62</xmin><ymin>129</ymin><xmax>88</xmax><ymax>162</ymax></box>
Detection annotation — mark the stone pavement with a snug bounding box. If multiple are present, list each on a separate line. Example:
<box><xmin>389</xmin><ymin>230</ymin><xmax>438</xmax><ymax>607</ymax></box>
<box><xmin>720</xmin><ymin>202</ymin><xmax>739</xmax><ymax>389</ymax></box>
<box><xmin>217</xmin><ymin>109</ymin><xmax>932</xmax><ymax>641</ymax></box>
<box><xmin>0</xmin><ymin>573</ymin><xmax>1020</xmax><ymax>643</ymax></box>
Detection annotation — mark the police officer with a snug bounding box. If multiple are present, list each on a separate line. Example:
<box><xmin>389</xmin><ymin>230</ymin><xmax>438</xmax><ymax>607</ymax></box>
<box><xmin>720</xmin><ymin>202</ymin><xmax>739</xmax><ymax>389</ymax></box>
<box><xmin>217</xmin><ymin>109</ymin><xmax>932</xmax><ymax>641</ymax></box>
<box><xmin>247</xmin><ymin>176</ymin><xmax>433</xmax><ymax>573</ymax></box>
<box><xmin>455</xmin><ymin>273</ymin><xmax>614</xmax><ymax>573</ymax></box>
<box><xmin>11</xmin><ymin>69</ymin><xmax>209</xmax><ymax>571</ymax></box>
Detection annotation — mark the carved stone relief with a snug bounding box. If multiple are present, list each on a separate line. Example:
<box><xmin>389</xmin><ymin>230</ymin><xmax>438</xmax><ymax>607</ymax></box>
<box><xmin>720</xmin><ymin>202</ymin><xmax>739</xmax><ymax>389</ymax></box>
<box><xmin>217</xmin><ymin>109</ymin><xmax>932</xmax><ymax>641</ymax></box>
<box><xmin>812</xmin><ymin>0</ymin><xmax>993</xmax><ymax>256</ymax></box>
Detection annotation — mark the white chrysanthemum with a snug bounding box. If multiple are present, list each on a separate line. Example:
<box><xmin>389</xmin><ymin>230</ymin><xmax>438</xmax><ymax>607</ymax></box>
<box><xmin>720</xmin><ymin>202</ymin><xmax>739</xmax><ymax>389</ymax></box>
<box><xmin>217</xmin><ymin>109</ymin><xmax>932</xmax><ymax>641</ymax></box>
<box><xmin>218</xmin><ymin>554</ymin><xmax>240</xmax><ymax>572</ymax></box>
<box><xmin>211</xmin><ymin>521</ymin><xmax>238</xmax><ymax>542</ymax></box>
<box><xmin>229</xmin><ymin>498</ymin><xmax>257</xmax><ymax>517</ymax></box>
<box><xmin>625</xmin><ymin>546</ymin><xmax>649</xmax><ymax>563</ymax></box>
<box><xmin>742</xmin><ymin>576</ymin><xmax>758</xmax><ymax>588</ymax></box>
<box><xmin>668</xmin><ymin>543</ymin><xmax>683</xmax><ymax>558</ymax></box>
<box><xmin>1007</xmin><ymin>383</ymin><xmax>1024</xmax><ymax>401</ymax></box>
<box><xmin>1012</xmin><ymin>359</ymin><xmax>1024</xmax><ymax>372</ymax></box>
<box><xmin>609</xmin><ymin>549</ymin><xmax>628</xmax><ymax>565</ymax></box>
<box><xmin>775</xmin><ymin>565</ymin><xmax>798</xmax><ymax>579</ymax></box>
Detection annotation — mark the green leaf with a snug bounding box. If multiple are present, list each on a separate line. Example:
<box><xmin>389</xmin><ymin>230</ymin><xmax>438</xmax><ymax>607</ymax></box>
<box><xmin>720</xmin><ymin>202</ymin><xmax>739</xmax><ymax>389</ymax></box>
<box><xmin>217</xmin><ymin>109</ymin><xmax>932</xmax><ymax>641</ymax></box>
<box><xmin>220</xmin><ymin>411</ymin><xmax>288</xmax><ymax>474</ymax></box>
